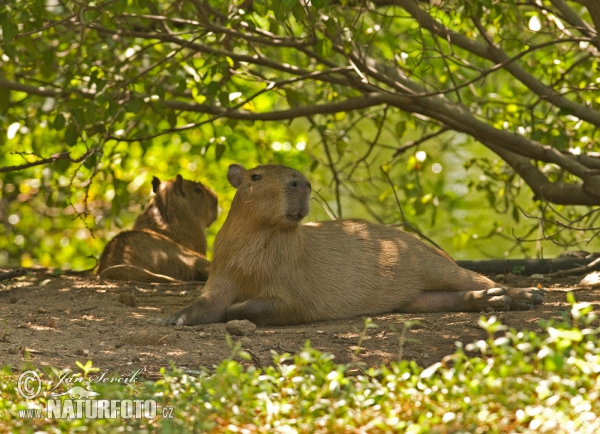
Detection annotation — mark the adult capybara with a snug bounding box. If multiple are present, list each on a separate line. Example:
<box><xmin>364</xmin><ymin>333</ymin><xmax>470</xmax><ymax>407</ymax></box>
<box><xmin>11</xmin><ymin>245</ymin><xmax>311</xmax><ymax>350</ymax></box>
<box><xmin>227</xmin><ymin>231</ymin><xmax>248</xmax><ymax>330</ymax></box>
<box><xmin>97</xmin><ymin>175</ymin><xmax>218</xmax><ymax>283</ymax></box>
<box><xmin>166</xmin><ymin>164</ymin><xmax>544</xmax><ymax>325</ymax></box>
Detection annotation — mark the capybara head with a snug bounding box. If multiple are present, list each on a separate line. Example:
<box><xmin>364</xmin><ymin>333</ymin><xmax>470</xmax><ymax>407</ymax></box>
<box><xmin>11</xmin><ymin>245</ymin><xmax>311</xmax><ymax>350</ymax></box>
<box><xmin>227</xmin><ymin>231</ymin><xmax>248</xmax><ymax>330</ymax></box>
<box><xmin>227</xmin><ymin>164</ymin><xmax>311</xmax><ymax>228</ymax></box>
<box><xmin>151</xmin><ymin>174</ymin><xmax>218</xmax><ymax>227</ymax></box>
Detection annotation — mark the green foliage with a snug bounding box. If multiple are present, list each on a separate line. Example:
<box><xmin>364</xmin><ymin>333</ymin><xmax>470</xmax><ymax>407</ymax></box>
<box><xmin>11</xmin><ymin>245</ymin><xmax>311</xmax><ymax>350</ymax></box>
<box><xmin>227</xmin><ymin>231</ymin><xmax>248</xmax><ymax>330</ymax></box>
<box><xmin>1</xmin><ymin>296</ymin><xmax>599</xmax><ymax>432</ymax></box>
<box><xmin>1</xmin><ymin>0</ymin><xmax>599</xmax><ymax>268</ymax></box>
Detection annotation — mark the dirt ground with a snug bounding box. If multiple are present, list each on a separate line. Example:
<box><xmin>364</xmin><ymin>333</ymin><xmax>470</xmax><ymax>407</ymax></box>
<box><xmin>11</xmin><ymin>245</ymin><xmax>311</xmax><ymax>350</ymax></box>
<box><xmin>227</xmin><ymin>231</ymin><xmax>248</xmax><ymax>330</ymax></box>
<box><xmin>1</xmin><ymin>270</ymin><xmax>599</xmax><ymax>380</ymax></box>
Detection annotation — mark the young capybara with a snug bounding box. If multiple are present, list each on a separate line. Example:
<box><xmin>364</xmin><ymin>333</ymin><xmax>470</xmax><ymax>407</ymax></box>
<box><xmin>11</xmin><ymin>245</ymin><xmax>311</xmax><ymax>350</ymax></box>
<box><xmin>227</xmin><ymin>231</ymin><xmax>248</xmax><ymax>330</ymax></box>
<box><xmin>165</xmin><ymin>164</ymin><xmax>544</xmax><ymax>326</ymax></box>
<box><xmin>97</xmin><ymin>175</ymin><xmax>218</xmax><ymax>283</ymax></box>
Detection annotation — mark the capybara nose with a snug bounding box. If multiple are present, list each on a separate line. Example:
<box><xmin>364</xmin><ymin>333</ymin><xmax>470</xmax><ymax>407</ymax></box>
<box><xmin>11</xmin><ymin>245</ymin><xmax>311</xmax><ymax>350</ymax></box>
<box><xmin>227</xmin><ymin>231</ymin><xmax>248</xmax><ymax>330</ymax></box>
<box><xmin>287</xmin><ymin>178</ymin><xmax>311</xmax><ymax>192</ymax></box>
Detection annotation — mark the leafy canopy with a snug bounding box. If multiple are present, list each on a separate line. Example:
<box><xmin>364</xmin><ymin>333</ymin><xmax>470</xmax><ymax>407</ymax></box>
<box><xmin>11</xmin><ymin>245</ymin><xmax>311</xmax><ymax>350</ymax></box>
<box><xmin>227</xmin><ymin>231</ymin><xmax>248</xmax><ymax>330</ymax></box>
<box><xmin>1</xmin><ymin>0</ymin><xmax>600</xmax><ymax>268</ymax></box>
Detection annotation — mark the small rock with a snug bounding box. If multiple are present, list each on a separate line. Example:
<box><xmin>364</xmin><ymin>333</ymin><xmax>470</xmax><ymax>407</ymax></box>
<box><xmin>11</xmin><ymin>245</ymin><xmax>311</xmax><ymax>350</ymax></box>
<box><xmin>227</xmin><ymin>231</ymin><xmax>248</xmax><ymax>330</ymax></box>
<box><xmin>119</xmin><ymin>293</ymin><xmax>137</xmax><ymax>306</ymax></box>
<box><xmin>580</xmin><ymin>271</ymin><xmax>600</xmax><ymax>287</ymax></box>
<box><xmin>226</xmin><ymin>319</ymin><xmax>257</xmax><ymax>336</ymax></box>
<box><xmin>8</xmin><ymin>346</ymin><xmax>18</xmax><ymax>355</ymax></box>
<box><xmin>37</xmin><ymin>308</ymin><xmax>48</xmax><ymax>314</ymax></box>
<box><xmin>9</xmin><ymin>297</ymin><xmax>18</xmax><ymax>304</ymax></box>
<box><xmin>529</xmin><ymin>273</ymin><xmax>547</xmax><ymax>280</ymax></box>
<box><xmin>47</xmin><ymin>318</ymin><xmax>58</xmax><ymax>328</ymax></box>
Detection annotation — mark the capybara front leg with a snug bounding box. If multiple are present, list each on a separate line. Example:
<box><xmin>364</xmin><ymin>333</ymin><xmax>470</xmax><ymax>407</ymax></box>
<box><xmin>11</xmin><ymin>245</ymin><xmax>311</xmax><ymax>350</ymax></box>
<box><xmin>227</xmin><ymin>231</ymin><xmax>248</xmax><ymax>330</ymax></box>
<box><xmin>397</xmin><ymin>288</ymin><xmax>511</xmax><ymax>313</ymax></box>
<box><xmin>165</xmin><ymin>295</ymin><xmax>228</xmax><ymax>326</ymax></box>
<box><xmin>226</xmin><ymin>297</ymin><xmax>289</xmax><ymax>326</ymax></box>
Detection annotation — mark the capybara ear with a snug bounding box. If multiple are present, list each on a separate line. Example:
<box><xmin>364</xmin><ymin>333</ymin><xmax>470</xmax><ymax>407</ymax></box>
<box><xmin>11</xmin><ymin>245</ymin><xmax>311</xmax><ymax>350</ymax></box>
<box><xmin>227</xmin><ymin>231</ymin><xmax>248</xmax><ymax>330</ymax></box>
<box><xmin>175</xmin><ymin>174</ymin><xmax>185</xmax><ymax>195</ymax></box>
<box><xmin>227</xmin><ymin>164</ymin><xmax>246</xmax><ymax>188</ymax></box>
<box><xmin>152</xmin><ymin>177</ymin><xmax>161</xmax><ymax>193</ymax></box>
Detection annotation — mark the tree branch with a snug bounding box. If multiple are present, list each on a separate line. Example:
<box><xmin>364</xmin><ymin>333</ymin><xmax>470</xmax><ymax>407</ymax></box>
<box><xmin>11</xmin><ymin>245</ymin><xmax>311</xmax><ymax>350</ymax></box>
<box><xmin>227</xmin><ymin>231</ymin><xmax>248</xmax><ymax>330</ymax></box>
<box><xmin>580</xmin><ymin>0</ymin><xmax>600</xmax><ymax>47</ymax></box>
<box><xmin>0</xmin><ymin>149</ymin><xmax>96</xmax><ymax>173</ymax></box>
<box><xmin>549</xmin><ymin>0</ymin><xmax>598</xmax><ymax>47</ymax></box>
<box><xmin>394</xmin><ymin>0</ymin><xmax>600</xmax><ymax>128</ymax></box>
<box><xmin>480</xmin><ymin>142</ymin><xmax>600</xmax><ymax>205</ymax></box>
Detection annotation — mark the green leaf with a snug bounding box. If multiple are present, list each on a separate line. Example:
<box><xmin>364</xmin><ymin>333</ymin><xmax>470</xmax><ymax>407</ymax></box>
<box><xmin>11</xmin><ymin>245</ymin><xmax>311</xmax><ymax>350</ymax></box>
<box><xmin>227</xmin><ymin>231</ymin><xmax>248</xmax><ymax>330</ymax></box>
<box><xmin>167</xmin><ymin>110</ymin><xmax>177</xmax><ymax>128</ymax></box>
<box><xmin>292</xmin><ymin>4</ymin><xmax>306</xmax><ymax>22</ymax></box>
<box><xmin>285</xmin><ymin>89</ymin><xmax>307</xmax><ymax>107</ymax></box>
<box><xmin>512</xmin><ymin>205</ymin><xmax>520</xmax><ymax>223</ymax></box>
<box><xmin>395</xmin><ymin>121</ymin><xmax>406</xmax><ymax>139</ymax></box>
<box><xmin>84</xmin><ymin>152</ymin><xmax>98</xmax><ymax>170</ymax></box>
<box><xmin>126</xmin><ymin>99</ymin><xmax>143</xmax><ymax>114</ymax></box>
<box><xmin>72</xmin><ymin>108</ymin><xmax>86</xmax><ymax>126</ymax></box>
<box><xmin>2</xmin><ymin>19</ymin><xmax>18</xmax><ymax>41</ymax></box>
<box><xmin>113</xmin><ymin>0</ymin><xmax>127</xmax><ymax>14</ymax></box>
<box><xmin>215</xmin><ymin>143</ymin><xmax>226</xmax><ymax>161</ymax></box>
<box><xmin>64</xmin><ymin>123</ymin><xmax>79</xmax><ymax>147</ymax></box>
<box><xmin>54</xmin><ymin>157</ymin><xmax>71</xmax><ymax>173</ymax></box>
<box><xmin>317</xmin><ymin>39</ymin><xmax>332</xmax><ymax>58</ymax></box>
<box><xmin>0</xmin><ymin>86</ymin><xmax>10</xmax><ymax>114</ymax></box>
<box><xmin>53</xmin><ymin>113</ymin><xmax>66</xmax><ymax>131</ymax></box>
<box><xmin>273</xmin><ymin>0</ymin><xmax>287</xmax><ymax>21</ymax></box>
<box><xmin>283</xmin><ymin>0</ymin><xmax>299</xmax><ymax>10</ymax></box>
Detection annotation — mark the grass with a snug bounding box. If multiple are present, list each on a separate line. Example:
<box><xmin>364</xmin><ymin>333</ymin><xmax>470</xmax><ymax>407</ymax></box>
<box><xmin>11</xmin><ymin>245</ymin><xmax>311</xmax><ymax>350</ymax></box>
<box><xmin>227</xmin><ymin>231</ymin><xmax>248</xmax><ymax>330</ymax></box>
<box><xmin>1</xmin><ymin>293</ymin><xmax>599</xmax><ymax>433</ymax></box>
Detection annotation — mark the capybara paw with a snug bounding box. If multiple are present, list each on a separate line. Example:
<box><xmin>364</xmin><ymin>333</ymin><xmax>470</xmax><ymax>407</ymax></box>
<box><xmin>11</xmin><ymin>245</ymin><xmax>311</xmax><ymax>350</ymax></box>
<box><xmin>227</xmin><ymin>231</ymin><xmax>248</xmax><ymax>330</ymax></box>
<box><xmin>164</xmin><ymin>312</ymin><xmax>187</xmax><ymax>327</ymax></box>
<box><xmin>506</xmin><ymin>287</ymin><xmax>546</xmax><ymax>310</ymax></box>
<box><xmin>466</xmin><ymin>287</ymin><xmax>510</xmax><ymax>311</ymax></box>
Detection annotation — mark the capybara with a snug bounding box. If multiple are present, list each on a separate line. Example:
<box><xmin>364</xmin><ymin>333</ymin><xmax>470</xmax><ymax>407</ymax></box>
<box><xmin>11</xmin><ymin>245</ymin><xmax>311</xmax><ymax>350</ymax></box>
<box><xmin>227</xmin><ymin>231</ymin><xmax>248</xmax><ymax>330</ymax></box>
<box><xmin>165</xmin><ymin>164</ymin><xmax>544</xmax><ymax>325</ymax></box>
<box><xmin>97</xmin><ymin>175</ymin><xmax>218</xmax><ymax>283</ymax></box>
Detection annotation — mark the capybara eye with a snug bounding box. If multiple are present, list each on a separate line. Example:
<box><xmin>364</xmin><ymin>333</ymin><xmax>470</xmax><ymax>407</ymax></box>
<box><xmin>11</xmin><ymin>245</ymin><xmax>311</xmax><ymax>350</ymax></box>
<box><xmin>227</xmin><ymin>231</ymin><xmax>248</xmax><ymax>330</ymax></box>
<box><xmin>251</xmin><ymin>174</ymin><xmax>262</xmax><ymax>181</ymax></box>
<box><xmin>194</xmin><ymin>187</ymin><xmax>203</xmax><ymax>194</ymax></box>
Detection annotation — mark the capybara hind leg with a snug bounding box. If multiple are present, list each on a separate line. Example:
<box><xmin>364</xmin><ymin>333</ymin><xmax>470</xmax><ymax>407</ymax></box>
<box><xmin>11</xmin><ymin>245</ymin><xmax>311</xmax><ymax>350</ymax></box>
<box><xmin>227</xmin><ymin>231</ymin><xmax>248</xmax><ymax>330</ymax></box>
<box><xmin>227</xmin><ymin>297</ymin><xmax>290</xmax><ymax>326</ymax></box>
<box><xmin>506</xmin><ymin>287</ymin><xmax>546</xmax><ymax>310</ymax></box>
<box><xmin>397</xmin><ymin>287</ymin><xmax>511</xmax><ymax>313</ymax></box>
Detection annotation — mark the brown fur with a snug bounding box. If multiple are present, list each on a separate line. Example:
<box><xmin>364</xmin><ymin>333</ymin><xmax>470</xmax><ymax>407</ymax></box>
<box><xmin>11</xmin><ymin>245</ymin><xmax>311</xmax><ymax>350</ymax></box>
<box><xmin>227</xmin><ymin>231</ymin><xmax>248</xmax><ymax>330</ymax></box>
<box><xmin>97</xmin><ymin>175</ymin><xmax>218</xmax><ymax>283</ymax></box>
<box><xmin>166</xmin><ymin>164</ymin><xmax>544</xmax><ymax>326</ymax></box>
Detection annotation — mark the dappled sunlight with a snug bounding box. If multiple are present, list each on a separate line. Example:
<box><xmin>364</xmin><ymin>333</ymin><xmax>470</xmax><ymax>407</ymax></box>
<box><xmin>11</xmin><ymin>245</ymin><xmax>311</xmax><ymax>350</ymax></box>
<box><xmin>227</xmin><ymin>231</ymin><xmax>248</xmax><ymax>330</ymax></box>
<box><xmin>340</xmin><ymin>220</ymin><xmax>370</xmax><ymax>239</ymax></box>
<box><xmin>69</xmin><ymin>315</ymin><xmax>104</xmax><ymax>323</ymax></box>
<box><xmin>22</xmin><ymin>323</ymin><xmax>64</xmax><ymax>332</ymax></box>
<box><xmin>177</xmin><ymin>253</ymin><xmax>198</xmax><ymax>267</ymax></box>
<box><xmin>137</xmin><ymin>306</ymin><xmax>162</xmax><ymax>311</ymax></box>
<box><xmin>166</xmin><ymin>350</ymin><xmax>190</xmax><ymax>356</ymax></box>
<box><xmin>378</xmin><ymin>239</ymin><xmax>401</xmax><ymax>268</ymax></box>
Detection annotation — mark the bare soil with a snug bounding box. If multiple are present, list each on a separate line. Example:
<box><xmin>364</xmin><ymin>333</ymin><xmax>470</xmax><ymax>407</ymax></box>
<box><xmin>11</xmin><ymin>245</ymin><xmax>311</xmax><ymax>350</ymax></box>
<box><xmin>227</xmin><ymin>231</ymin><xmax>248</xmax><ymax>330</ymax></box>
<box><xmin>1</xmin><ymin>271</ymin><xmax>598</xmax><ymax>379</ymax></box>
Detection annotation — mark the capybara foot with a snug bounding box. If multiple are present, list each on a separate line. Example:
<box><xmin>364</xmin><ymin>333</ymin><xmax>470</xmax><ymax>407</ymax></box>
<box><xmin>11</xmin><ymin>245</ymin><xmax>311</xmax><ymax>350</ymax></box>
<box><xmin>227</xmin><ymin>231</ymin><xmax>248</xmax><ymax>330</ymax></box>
<box><xmin>164</xmin><ymin>310</ymin><xmax>189</xmax><ymax>327</ymax></box>
<box><xmin>506</xmin><ymin>287</ymin><xmax>546</xmax><ymax>310</ymax></box>
<box><xmin>398</xmin><ymin>287</ymin><xmax>511</xmax><ymax>313</ymax></box>
<box><xmin>164</xmin><ymin>298</ymin><xmax>225</xmax><ymax>326</ymax></box>
<box><xmin>164</xmin><ymin>304</ymin><xmax>202</xmax><ymax>327</ymax></box>
<box><xmin>466</xmin><ymin>287</ymin><xmax>511</xmax><ymax>311</ymax></box>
